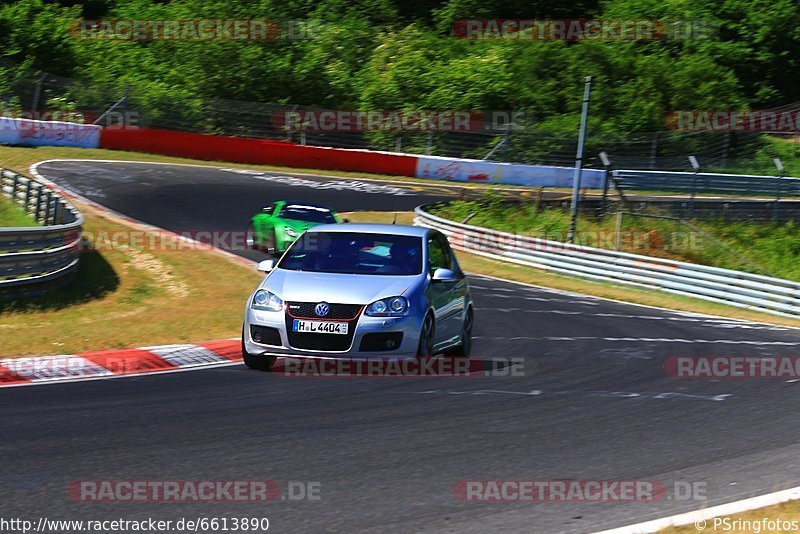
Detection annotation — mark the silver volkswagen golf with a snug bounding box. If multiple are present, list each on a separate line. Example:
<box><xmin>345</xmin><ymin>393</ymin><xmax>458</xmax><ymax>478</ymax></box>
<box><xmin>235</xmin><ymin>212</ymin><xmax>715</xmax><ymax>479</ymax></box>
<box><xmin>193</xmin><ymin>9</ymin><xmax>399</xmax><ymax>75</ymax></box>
<box><xmin>241</xmin><ymin>224</ymin><xmax>473</xmax><ymax>370</ymax></box>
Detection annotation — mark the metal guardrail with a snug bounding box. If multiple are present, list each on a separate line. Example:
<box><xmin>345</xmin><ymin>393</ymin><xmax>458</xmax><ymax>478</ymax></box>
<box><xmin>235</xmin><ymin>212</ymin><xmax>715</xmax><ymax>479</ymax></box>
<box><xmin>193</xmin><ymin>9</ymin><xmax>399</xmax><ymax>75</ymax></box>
<box><xmin>612</xmin><ymin>169</ymin><xmax>800</xmax><ymax>197</ymax></box>
<box><xmin>0</xmin><ymin>168</ymin><xmax>83</xmax><ymax>299</ymax></box>
<box><xmin>414</xmin><ymin>204</ymin><xmax>800</xmax><ymax>320</ymax></box>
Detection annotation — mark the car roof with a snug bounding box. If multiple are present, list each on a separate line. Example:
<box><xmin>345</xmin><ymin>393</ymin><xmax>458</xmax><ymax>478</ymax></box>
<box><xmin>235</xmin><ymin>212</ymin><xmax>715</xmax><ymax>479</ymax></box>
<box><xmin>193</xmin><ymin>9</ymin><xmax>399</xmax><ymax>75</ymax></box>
<box><xmin>307</xmin><ymin>223</ymin><xmax>429</xmax><ymax>237</ymax></box>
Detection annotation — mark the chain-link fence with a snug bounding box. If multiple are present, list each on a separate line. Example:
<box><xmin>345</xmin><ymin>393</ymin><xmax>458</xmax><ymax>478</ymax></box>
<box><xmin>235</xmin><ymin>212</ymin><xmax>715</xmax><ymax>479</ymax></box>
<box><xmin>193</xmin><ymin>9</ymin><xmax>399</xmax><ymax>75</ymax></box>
<box><xmin>2</xmin><ymin>60</ymin><xmax>799</xmax><ymax>175</ymax></box>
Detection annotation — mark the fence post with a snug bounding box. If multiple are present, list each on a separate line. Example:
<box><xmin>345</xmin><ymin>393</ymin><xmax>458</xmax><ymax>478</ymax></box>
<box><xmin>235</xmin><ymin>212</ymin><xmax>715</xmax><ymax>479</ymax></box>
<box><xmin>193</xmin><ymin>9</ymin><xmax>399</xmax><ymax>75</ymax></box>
<box><xmin>54</xmin><ymin>199</ymin><xmax>62</xmax><ymax>225</ymax></box>
<box><xmin>34</xmin><ymin>185</ymin><xmax>44</xmax><ymax>222</ymax></box>
<box><xmin>598</xmin><ymin>152</ymin><xmax>612</xmax><ymax>218</ymax></box>
<box><xmin>649</xmin><ymin>132</ymin><xmax>659</xmax><ymax>169</ymax></box>
<box><xmin>773</xmin><ymin>158</ymin><xmax>784</xmax><ymax>222</ymax></box>
<box><xmin>11</xmin><ymin>173</ymin><xmax>19</xmax><ymax>203</ymax></box>
<box><xmin>502</xmin><ymin>128</ymin><xmax>511</xmax><ymax>161</ymax></box>
<box><xmin>614</xmin><ymin>211</ymin><xmax>623</xmax><ymax>251</ymax></box>
<box><xmin>721</xmin><ymin>132</ymin><xmax>730</xmax><ymax>168</ymax></box>
<box><xmin>534</xmin><ymin>187</ymin><xmax>543</xmax><ymax>215</ymax></box>
<box><xmin>688</xmin><ymin>156</ymin><xmax>700</xmax><ymax>219</ymax></box>
<box><xmin>23</xmin><ymin>179</ymin><xmax>33</xmax><ymax>213</ymax></box>
<box><xmin>599</xmin><ymin>169</ymin><xmax>610</xmax><ymax>217</ymax></box>
<box><xmin>31</xmin><ymin>73</ymin><xmax>48</xmax><ymax>111</ymax></box>
<box><xmin>43</xmin><ymin>190</ymin><xmax>53</xmax><ymax>225</ymax></box>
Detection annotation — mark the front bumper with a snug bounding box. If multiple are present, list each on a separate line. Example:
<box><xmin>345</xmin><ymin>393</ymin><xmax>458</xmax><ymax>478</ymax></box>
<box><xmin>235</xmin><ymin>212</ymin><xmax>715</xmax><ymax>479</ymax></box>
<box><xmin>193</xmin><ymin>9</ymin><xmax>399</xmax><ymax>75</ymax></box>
<box><xmin>243</xmin><ymin>307</ymin><xmax>423</xmax><ymax>358</ymax></box>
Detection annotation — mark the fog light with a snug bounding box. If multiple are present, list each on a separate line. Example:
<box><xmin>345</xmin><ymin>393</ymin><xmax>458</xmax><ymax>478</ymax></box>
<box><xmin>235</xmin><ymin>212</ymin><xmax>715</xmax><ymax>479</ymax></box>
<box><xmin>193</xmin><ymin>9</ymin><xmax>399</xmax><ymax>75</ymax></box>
<box><xmin>386</xmin><ymin>340</ymin><xmax>396</xmax><ymax>349</ymax></box>
<box><xmin>253</xmin><ymin>331</ymin><xmax>263</xmax><ymax>343</ymax></box>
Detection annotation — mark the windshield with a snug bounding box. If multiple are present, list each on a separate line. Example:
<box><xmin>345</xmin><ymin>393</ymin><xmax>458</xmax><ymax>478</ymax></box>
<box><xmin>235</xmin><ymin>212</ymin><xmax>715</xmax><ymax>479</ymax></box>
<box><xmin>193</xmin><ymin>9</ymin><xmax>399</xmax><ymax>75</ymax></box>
<box><xmin>278</xmin><ymin>232</ymin><xmax>423</xmax><ymax>275</ymax></box>
<box><xmin>279</xmin><ymin>204</ymin><xmax>336</xmax><ymax>224</ymax></box>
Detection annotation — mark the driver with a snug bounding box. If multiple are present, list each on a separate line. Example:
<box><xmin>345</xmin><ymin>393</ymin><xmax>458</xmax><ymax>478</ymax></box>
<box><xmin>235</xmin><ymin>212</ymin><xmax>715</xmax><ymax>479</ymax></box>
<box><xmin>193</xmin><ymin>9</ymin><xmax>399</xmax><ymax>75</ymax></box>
<box><xmin>389</xmin><ymin>243</ymin><xmax>417</xmax><ymax>274</ymax></box>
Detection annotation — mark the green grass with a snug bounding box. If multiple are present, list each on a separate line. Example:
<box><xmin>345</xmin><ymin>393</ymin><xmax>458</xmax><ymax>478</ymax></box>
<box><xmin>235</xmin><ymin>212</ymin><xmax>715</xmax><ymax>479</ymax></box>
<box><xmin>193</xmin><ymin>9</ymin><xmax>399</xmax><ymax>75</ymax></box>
<box><xmin>0</xmin><ymin>195</ymin><xmax>37</xmax><ymax>227</ymax></box>
<box><xmin>0</xmin><ymin>204</ymin><xmax>263</xmax><ymax>358</ymax></box>
<box><xmin>432</xmin><ymin>193</ymin><xmax>800</xmax><ymax>281</ymax></box>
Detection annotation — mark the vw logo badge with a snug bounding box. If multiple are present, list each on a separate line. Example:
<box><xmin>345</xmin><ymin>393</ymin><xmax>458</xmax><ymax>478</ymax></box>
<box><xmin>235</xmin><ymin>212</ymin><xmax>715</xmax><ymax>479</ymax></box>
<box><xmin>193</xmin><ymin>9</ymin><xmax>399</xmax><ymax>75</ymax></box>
<box><xmin>315</xmin><ymin>302</ymin><xmax>330</xmax><ymax>317</ymax></box>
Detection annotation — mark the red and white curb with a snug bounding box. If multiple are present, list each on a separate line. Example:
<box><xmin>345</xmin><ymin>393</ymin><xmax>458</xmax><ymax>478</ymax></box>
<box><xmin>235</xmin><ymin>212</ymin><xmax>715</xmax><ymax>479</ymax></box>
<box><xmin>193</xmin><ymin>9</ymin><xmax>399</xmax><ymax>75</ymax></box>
<box><xmin>0</xmin><ymin>340</ymin><xmax>243</xmax><ymax>388</ymax></box>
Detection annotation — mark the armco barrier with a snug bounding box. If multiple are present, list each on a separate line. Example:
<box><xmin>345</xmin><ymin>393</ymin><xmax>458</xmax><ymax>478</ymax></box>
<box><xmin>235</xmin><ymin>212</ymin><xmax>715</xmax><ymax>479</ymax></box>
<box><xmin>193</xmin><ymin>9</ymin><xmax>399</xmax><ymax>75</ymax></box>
<box><xmin>414</xmin><ymin>204</ymin><xmax>800</xmax><ymax>319</ymax></box>
<box><xmin>612</xmin><ymin>169</ymin><xmax>800</xmax><ymax>197</ymax></box>
<box><xmin>100</xmin><ymin>128</ymin><xmax>418</xmax><ymax>176</ymax></box>
<box><xmin>0</xmin><ymin>116</ymin><xmax>100</xmax><ymax>148</ymax></box>
<box><xmin>0</xmin><ymin>169</ymin><xmax>83</xmax><ymax>299</ymax></box>
<box><xmin>416</xmin><ymin>155</ymin><xmax>606</xmax><ymax>188</ymax></box>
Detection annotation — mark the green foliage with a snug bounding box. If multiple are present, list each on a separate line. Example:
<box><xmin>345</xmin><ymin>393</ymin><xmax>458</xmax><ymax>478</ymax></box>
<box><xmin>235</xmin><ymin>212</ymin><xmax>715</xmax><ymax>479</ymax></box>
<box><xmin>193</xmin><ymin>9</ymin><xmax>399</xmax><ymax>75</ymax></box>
<box><xmin>0</xmin><ymin>0</ymin><xmax>796</xmax><ymax>152</ymax></box>
<box><xmin>0</xmin><ymin>0</ymin><xmax>81</xmax><ymax>74</ymax></box>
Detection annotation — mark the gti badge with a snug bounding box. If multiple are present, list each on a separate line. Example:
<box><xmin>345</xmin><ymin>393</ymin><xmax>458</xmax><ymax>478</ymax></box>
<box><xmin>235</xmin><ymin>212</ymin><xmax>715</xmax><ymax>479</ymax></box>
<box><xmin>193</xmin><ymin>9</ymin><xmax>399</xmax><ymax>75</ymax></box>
<box><xmin>315</xmin><ymin>302</ymin><xmax>330</xmax><ymax>317</ymax></box>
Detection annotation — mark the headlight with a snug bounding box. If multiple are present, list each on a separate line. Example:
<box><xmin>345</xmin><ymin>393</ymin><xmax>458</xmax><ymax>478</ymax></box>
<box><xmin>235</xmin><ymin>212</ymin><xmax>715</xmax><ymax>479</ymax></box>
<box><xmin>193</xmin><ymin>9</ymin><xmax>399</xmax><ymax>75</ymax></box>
<box><xmin>365</xmin><ymin>296</ymin><xmax>409</xmax><ymax>317</ymax></box>
<box><xmin>284</xmin><ymin>227</ymin><xmax>298</xmax><ymax>237</ymax></box>
<box><xmin>251</xmin><ymin>289</ymin><xmax>283</xmax><ymax>311</ymax></box>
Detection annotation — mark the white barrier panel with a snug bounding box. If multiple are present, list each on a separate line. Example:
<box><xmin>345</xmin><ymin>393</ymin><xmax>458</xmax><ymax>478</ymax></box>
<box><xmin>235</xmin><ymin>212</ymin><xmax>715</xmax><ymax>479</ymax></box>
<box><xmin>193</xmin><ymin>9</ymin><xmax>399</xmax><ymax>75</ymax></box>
<box><xmin>0</xmin><ymin>117</ymin><xmax>101</xmax><ymax>148</ymax></box>
<box><xmin>416</xmin><ymin>155</ymin><xmax>606</xmax><ymax>188</ymax></box>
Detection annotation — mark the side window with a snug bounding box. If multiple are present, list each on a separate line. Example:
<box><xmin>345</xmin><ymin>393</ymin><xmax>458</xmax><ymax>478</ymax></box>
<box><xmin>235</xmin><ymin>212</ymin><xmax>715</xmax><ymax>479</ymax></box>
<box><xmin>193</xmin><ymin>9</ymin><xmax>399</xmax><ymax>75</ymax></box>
<box><xmin>427</xmin><ymin>234</ymin><xmax>452</xmax><ymax>273</ymax></box>
<box><xmin>435</xmin><ymin>234</ymin><xmax>458</xmax><ymax>273</ymax></box>
<box><xmin>435</xmin><ymin>234</ymin><xmax>456</xmax><ymax>272</ymax></box>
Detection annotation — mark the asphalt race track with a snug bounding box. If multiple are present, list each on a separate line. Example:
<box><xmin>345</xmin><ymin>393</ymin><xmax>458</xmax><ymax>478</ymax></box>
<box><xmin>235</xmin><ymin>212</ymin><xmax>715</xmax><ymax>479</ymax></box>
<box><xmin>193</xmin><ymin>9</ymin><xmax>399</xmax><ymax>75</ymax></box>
<box><xmin>3</xmin><ymin>160</ymin><xmax>800</xmax><ymax>533</ymax></box>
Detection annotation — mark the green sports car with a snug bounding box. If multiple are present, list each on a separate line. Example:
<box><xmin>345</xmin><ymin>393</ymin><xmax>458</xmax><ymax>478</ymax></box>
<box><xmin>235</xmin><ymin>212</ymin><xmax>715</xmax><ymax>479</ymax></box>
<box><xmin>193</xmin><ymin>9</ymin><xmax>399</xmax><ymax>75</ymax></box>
<box><xmin>247</xmin><ymin>200</ymin><xmax>344</xmax><ymax>256</ymax></box>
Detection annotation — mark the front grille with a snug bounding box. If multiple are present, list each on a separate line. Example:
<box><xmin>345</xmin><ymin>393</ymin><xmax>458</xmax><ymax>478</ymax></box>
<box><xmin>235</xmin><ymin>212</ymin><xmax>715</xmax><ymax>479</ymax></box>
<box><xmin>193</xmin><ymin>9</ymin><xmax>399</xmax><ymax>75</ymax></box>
<box><xmin>285</xmin><ymin>303</ymin><xmax>362</xmax><ymax>352</ymax></box>
<box><xmin>287</xmin><ymin>331</ymin><xmax>356</xmax><ymax>351</ymax></box>
<box><xmin>250</xmin><ymin>325</ymin><xmax>282</xmax><ymax>346</ymax></box>
<box><xmin>286</xmin><ymin>302</ymin><xmax>363</xmax><ymax>320</ymax></box>
<box><xmin>359</xmin><ymin>332</ymin><xmax>403</xmax><ymax>352</ymax></box>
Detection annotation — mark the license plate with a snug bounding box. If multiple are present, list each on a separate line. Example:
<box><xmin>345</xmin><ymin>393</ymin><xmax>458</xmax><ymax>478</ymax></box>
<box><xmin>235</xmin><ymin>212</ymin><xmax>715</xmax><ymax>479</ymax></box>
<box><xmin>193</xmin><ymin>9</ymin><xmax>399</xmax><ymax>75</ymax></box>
<box><xmin>292</xmin><ymin>319</ymin><xmax>348</xmax><ymax>335</ymax></box>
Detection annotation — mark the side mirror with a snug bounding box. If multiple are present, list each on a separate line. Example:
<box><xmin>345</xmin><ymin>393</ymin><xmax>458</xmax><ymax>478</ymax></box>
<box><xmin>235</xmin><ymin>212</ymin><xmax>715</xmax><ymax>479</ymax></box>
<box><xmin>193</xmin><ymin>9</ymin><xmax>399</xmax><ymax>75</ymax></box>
<box><xmin>432</xmin><ymin>268</ymin><xmax>457</xmax><ymax>283</ymax></box>
<box><xmin>257</xmin><ymin>259</ymin><xmax>275</xmax><ymax>273</ymax></box>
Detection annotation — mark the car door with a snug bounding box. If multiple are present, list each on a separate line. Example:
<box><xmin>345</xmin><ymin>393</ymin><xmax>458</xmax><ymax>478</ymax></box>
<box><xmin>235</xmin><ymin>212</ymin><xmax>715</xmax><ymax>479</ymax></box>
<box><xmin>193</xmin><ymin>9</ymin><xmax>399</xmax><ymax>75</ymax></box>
<box><xmin>426</xmin><ymin>232</ymin><xmax>466</xmax><ymax>348</ymax></box>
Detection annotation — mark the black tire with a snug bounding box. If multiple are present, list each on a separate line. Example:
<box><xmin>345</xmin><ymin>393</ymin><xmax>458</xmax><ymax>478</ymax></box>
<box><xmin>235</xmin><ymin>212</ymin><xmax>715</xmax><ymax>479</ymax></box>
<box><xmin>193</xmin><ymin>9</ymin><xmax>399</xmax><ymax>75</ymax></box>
<box><xmin>445</xmin><ymin>307</ymin><xmax>473</xmax><ymax>357</ymax></box>
<box><xmin>417</xmin><ymin>313</ymin><xmax>435</xmax><ymax>357</ymax></box>
<box><xmin>242</xmin><ymin>328</ymin><xmax>276</xmax><ymax>371</ymax></box>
